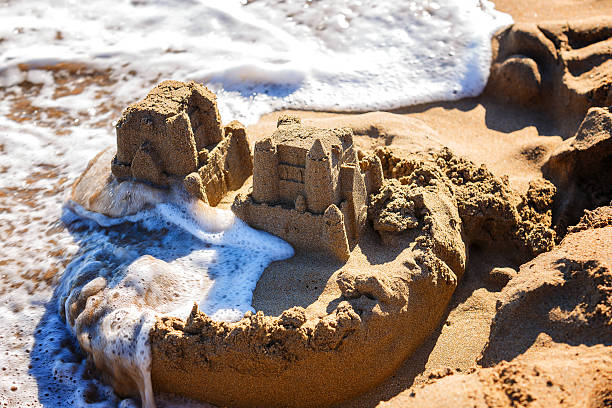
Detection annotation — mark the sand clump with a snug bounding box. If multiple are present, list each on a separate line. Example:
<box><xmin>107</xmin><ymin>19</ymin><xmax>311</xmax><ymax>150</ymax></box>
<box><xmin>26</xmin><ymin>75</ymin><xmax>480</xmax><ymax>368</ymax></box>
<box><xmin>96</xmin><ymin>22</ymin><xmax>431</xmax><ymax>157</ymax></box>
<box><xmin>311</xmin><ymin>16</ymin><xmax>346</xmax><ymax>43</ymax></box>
<box><xmin>374</xmin><ymin>147</ymin><xmax>556</xmax><ymax>262</ymax></box>
<box><xmin>543</xmin><ymin>106</ymin><xmax>612</xmax><ymax>235</ymax></box>
<box><xmin>487</xmin><ymin>17</ymin><xmax>612</xmax><ymax>132</ymax></box>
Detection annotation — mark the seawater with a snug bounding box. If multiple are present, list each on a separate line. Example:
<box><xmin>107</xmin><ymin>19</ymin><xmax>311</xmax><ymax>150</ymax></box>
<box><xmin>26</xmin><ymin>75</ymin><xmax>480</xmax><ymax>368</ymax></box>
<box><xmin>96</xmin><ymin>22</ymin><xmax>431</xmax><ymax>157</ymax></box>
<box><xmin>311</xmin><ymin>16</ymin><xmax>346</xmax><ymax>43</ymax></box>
<box><xmin>0</xmin><ymin>0</ymin><xmax>512</xmax><ymax>406</ymax></box>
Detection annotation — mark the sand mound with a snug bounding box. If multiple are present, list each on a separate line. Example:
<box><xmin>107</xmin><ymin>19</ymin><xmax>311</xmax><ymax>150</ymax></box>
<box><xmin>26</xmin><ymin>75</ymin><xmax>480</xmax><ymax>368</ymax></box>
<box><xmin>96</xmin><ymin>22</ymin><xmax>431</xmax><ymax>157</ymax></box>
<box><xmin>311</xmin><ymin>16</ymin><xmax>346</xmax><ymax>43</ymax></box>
<box><xmin>379</xmin><ymin>343</ymin><xmax>612</xmax><ymax>408</ymax></box>
<box><xmin>378</xmin><ymin>205</ymin><xmax>612</xmax><ymax>408</ymax></box>
<box><xmin>375</xmin><ymin>148</ymin><xmax>556</xmax><ymax>262</ymax></box>
<box><xmin>111</xmin><ymin>80</ymin><xmax>252</xmax><ymax>206</ymax></box>
<box><xmin>70</xmin><ymin>81</ymin><xmax>254</xmax><ymax>218</ymax></box>
<box><xmin>487</xmin><ymin>17</ymin><xmax>612</xmax><ymax>132</ymax></box>
<box><xmin>543</xmin><ymin>106</ymin><xmax>612</xmax><ymax>235</ymax></box>
<box><xmin>480</xmin><ymin>208</ymin><xmax>612</xmax><ymax>366</ymax></box>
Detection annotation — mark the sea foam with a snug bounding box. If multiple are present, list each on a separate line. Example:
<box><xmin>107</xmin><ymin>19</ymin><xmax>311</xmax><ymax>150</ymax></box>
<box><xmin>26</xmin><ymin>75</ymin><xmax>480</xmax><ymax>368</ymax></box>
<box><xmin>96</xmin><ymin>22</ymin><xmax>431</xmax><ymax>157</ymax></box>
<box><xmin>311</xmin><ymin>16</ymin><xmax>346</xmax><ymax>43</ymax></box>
<box><xmin>58</xmin><ymin>186</ymin><xmax>293</xmax><ymax>407</ymax></box>
<box><xmin>0</xmin><ymin>0</ymin><xmax>512</xmax><ymax>124</ymax></box>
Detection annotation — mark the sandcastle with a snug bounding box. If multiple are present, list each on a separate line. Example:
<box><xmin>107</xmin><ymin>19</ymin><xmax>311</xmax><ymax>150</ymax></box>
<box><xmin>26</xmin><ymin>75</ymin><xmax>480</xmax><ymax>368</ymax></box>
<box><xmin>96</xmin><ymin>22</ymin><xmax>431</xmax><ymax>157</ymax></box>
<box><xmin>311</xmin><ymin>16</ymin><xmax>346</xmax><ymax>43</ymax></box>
<box><xmin>232</xmin><ymin>116</ymin><xmax>372</xmax><ymax>261</ymax></box>
<box><xmin>111</xmin><ymin>80</ymin><xmax>252</xmax><ymax>206</ymax></box>
<box><xmin>66</xmin><ymin>80</ymin><xmax>564</xmax><ymax>408</ymax></box>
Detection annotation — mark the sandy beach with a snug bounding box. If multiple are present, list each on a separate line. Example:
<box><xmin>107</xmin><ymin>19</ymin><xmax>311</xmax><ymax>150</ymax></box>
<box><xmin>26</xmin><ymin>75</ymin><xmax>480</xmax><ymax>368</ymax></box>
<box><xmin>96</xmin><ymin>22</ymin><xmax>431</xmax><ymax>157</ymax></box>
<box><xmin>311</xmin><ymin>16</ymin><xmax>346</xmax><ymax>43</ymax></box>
<box><xmin>0</xmin><ymin>0</ymin><xmax>611</xmax><ymax>407</ymax></box>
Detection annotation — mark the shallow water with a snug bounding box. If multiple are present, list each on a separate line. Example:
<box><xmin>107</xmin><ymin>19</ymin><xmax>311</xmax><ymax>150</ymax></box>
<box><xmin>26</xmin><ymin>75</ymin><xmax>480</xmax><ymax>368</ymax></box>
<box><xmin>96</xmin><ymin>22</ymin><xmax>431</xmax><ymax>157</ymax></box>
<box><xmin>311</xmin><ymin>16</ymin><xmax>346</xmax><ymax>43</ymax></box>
<box><xmin>0</xmin><ymin>0</ymin><xmax>511</xmax><ymax>406</ymax></box>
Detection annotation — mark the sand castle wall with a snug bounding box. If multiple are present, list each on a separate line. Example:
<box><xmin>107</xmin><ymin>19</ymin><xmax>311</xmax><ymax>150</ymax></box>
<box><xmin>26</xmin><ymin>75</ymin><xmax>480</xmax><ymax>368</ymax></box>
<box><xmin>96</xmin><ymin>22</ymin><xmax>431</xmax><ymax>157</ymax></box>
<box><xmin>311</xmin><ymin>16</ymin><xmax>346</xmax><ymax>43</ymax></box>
<box><xmin>232</xmin><ymin>195</ymin><xmax>350</xmax><ymax>261</ymax></box>
<box><xmin>188</xmin><ymin>121</ymin><xmax>253</xmax><ymax>206</ymax></box>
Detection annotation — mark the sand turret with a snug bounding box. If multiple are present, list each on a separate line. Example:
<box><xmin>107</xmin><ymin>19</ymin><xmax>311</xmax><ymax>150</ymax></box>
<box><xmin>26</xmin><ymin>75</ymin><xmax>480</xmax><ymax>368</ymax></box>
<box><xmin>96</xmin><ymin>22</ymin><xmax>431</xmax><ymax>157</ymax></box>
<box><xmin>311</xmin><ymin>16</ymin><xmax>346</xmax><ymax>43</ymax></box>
<box><xmin>322</xmin><ymin>204</ymin><xmax>350</xmax><ymax>261</ymax></box>
<box><xmin>339</xmin><ymin>164</ymin><xmax>367</xmax><ymax>240</ymax></box>
<box><xmin>252</xmin><ymin>138</ymin><xmax>279</xmax><ymax>203</ymax></box>
<box><xmin>305</xmin><ymin>139</ymin><xmax>334</xmax><ymax>214</ymax></box>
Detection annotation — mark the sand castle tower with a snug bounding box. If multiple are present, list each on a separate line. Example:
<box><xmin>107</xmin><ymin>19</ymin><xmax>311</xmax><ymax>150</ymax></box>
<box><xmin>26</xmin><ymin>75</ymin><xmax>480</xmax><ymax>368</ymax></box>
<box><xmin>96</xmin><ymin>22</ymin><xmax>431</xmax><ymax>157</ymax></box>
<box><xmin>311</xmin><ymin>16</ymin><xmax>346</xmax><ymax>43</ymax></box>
<box><xmin>305</xmin><ymin>139</ymin><xmax>336</xmax><ymax>214</ymax></box>
<box><xmin>252</xmin><ymin>138</ymin><xmax>279</xmax><ymax>204</ymax></box>
<box><xmin>233</xmin><ymin>115</ymin><xmax>368</xmax><ymax>261</ymax></box>
<box><xmin>111</xmin><ymin>80</ymin><xmax>253</xmax><ymax>205</ymax></box>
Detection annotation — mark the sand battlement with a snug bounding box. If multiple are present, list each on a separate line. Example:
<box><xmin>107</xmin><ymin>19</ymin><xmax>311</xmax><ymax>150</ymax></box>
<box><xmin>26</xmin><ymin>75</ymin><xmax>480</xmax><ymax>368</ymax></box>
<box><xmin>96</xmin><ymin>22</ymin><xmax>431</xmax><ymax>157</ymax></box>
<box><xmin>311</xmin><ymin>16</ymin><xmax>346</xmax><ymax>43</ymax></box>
<box><xmin>233</xmin><ymin>116</ymin><xmax>368</xmax><ymax>261</ymax></box>
<box><xmin>111</xmin><ymin>80</ymin><xmax>252</xmax><ymax>205</ymax></box>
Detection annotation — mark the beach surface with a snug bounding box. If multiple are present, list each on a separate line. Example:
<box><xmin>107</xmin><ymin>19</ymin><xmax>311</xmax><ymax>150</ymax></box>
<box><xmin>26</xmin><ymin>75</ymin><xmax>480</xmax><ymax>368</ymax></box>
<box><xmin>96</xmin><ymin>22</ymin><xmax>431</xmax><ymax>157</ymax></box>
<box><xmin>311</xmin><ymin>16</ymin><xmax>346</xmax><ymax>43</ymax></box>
<box><xmin>0</xmin><ymin>0</ymin><xmax>611</xmax><ymax>407</ymax></box>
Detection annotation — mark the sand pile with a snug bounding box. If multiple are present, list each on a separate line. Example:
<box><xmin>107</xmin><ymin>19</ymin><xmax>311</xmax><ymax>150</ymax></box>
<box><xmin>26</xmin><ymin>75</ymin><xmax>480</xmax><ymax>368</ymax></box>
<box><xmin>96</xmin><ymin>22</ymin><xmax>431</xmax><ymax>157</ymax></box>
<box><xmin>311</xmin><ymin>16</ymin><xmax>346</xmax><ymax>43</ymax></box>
<box><xmin>381</xmin><ymin>206</ymin><xmax>612</xmax><ymax>407</ymax></box>
<box><xmin>65</xmin><ymin>78</ymin><xmax>564</xmax><ymax>407</ymax></box>
<box><xmin>148</xmin><ymin>135</ymin><xmax>467</xmax><ymax>407</ymax></box>
<box><xmin>374</xmin><ymin>147</ymin><xmax>556</xmax><ymax>261</ymax></box>
<box><xmin>380</xmin><ymin>343</ymin><xmax>612</xmax><ymax>407</ymax></box>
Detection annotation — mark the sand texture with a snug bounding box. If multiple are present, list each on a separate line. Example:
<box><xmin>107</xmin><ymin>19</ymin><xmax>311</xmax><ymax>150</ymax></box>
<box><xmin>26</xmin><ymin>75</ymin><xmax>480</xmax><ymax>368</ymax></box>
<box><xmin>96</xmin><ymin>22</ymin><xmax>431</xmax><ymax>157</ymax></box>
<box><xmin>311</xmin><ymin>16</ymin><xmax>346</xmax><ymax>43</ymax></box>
<box><xmin>46</xmin><ymin>4</ymin><xmax>612</xmax><ymax>408</ymax></box>
<box><xmin>487</xmin><ymin>17</ymin><xmax>612</xmax><ymax>133</ymax></box>
<box><xmin>543</xmin><ymin>106</ymin><xmax>612</xmax><ymax>234</ymax></box>
<box><xmin>379</xmin><ymin>343</ymin><xmax>612</xmax><ymax>408</ymax></box>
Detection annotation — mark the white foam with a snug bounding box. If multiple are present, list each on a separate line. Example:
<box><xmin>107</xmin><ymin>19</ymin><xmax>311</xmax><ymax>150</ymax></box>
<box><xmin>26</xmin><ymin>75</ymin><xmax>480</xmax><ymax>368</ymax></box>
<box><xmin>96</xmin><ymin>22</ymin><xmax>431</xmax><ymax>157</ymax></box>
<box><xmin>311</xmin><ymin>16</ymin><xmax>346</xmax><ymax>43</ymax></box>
<box><xmin>56</xmin><ymin>186</ymin><xmax>293</xmax><ymax>407</ymax></box>
<box><xmin>0</xmin><ymin>0</ymin><xmax>511</xmax><ymax>124</ymax></box>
